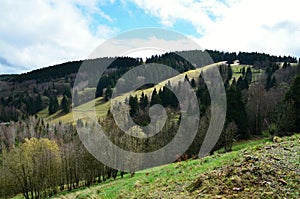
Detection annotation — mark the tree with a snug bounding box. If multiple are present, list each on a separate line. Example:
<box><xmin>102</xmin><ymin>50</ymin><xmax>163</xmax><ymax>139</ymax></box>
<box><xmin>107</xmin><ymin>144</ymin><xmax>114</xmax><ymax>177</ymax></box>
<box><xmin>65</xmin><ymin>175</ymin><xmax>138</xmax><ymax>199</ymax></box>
<box><xmin>265</xmin><ymin>73</ymin><xmax>276</xmax><ymax>90</ymax></box>
<box><xmin>150</xmin><ymin>88</ymin><xmax>161</xmax><ymax>105</ymax></box>
<box><xmin>104</xmin><ymin>86</ymin><xmax>112</xmax><ymax>101</ymax></box>
<box><xmin>237</xmin><ymin>76</ymin><xmax>248</xmax><ymax>90</ymax></box>
<box><xmin>139</xmin><ymin>92</ymin><xmax>148</xmax><ymax>109</ymax></box>
<box><xmin>129</xmin><ymin>95</ymin><xmax>139</xmax><ymax>117</ymax></box>
<box><xmin>61</xmin><ymin>95</ymin><xmax>70</xmax><ymax>113</ymax></box>
<box><xmin>48</xmin><ymin>96</ymin><xmax>59</xmax><ymax>115</ymax></box>
<box><xmin>36</xmin><ymin>94</ymin><xmax>43</xmax><ymax>112</ymax></box>
<box><xmin>2</xmin><ymin>138</ymin><xmax>61</xmax><ymax>199</ymax></box>
<box><xmin>222</xmin><ymin>122</ymin><xmax>238</xmax><ymax>152</ymax></box>
<box><xmin>190</xmin><ymin>78</ymin><xmax>196</xmax><ymax>88</ymax></box>
<box><xmin>184</xmin><ymin>74</ymin><xmax>189</xmax><ymax>82</ymax></box>
<box><xmin>245</xmin><ymin>67</ymin><xmax>252</xmax><ymax>84</ymax></box>
<box><xmin>241</xmin><ymin>67</ymin><xmax>246</xmax><ymax>76</ymax></box>
<box><xmin>284</xmin><ymin>74</ymin><xmax>300</xmax><ymax>132</ymax></box>
<box><xmin>63</xmin><ymin>88</ymin><xmax>72</xmax><ymax>99</ymax></box>
<box><xmin>226</xmin><ymin>85</ymin><xmax>248</xmax><ymax>138</ymax></box>
<box><xmin>227</xmin><ymin>64</ymin><xmax>233</xmax><ymax>80</ymax></box>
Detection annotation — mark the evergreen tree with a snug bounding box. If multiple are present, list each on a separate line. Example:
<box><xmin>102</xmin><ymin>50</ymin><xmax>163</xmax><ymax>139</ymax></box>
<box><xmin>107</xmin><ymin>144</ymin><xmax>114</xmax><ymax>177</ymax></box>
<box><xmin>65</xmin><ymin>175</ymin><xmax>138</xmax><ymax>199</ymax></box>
<box><xmin>48</xmin><ymin>96</ymin><xmax>59</xmax><ymax>115</ymax></box>
<box><xmin>231</xmin><ymin>77</ymin><xmax>237</xmax><ymax>86</ymax></box>
<box><xmin>63</xmin><ymin>88</ymin><xmax>72</xmax><ymax>99</ymax></box>
<box><xmin>61</xmin><ymin>95</ymin><xmax>70</xmax><ymax>113</ymax></box>
<box><xmin>265</xmin><ymin>73</ymin><xmax>276</xmax><ymax>90</ymax></box>
<box><xmin>282</xmin><ymin>62</ymin><xmax>289</xmax><ymax>69</ymax></box>
<box><xmin>150</xmin><ymin>88</ymin><xmax>161</xmax><ymax>105</ymax></box>
<box><xmin>285</xmin><ymin>75</ymin><xmax>300</xmax><ymax>131</ymax></box>
<box><xmin>184</xmin><ymin>74</ymin><xmax>189</xmax><ymax>82</ymax></box>
<box><xmin>196</xmin><ymin>76</ymin><xmax>210</xmax><ymax>114</ymax></box>
<box><xmin>104</xmin><ymin>86</ymin><xmax>112</xmax><ymax>101</ymax></box>
<box><xmin>227</xmin><ymin>64</ymin><xmax>233</xmax><ymax>80</ymax></box>
<box><xmin>245</xmin><ymin>67</ymin><xmax>252</xmax><ymax>84</ymax></box>
<box><xmin>198</xmin><ymin>72</ymin><xmax>205</xmax><ymax>86</ymax></box>
<box><xmin>226</xmin><ymin>85</ymin><xmax>248</xmax><ymax>138</ymax></box>
<box><xmin>190</xmin><ymin>78</ymin><xmax>196</xmax><ymax>88</ymax></box>
<box><xmin>25</xmin><ymin>96</ymin><xmax>36</xmax><ymax>115</ymax></box>
<box><xmin>237</xmin><ymin>76</ymin><xmax>248</xmax><ymax>90</ymax></box>
<box><xmin>241</xmin><ymin>67</ymin><xmax>246</xmax><ymax>76</ymax></box>
<box><xmin>139</xmin><ymin>92</ymin><xmax>148</xmax><ymax>109</ymax></box>
<box><xmin>36</xmin><ymin>94</ymin><xmax>43</xmax><ymax>112</ymax></box>
<box><xmin>129</xmin><ymin>95</ymin><xmax>139</xmax><ymax>117</ymax></box>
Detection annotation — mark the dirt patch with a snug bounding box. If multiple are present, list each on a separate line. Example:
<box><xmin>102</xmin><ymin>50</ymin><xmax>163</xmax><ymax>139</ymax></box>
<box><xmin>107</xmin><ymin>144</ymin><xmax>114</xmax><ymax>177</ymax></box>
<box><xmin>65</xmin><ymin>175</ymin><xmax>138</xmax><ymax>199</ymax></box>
<box><xmin>188</xmin><ymin>134</ymin><xmax>300</xmax><ymax>198</ymax></box>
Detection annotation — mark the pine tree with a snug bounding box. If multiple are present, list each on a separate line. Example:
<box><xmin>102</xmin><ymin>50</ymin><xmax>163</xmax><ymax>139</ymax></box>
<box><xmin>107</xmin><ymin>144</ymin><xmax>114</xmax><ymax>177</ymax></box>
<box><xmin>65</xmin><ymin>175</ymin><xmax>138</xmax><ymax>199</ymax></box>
<box><xmin>237</xmin><ymin>76</ymin><xmax>248</xmax><ymax>90</ymax></box>
<box><xmin>245</xmin><ymin>67</ymin><xmax>252</xmax><ymax>84</ymax></box>
<box><xmin>241</xmin><ymin>67</ymin><xmax>246</xmax><ymax>76</ymax></box>
<box><xmin>285</xmin><ymin>75</ymin><xmax>300</xmax><ymax>131</ymax></box>
<box><xmin>63</xmin><ymin>88</ymin><xmax>72</xmax><ymax>99</ymax></box>
<box><xmin>36</xmin><ymin>94</ymin><xmax>43</xmax><ymax>112</ymax></box>
<box><xmin>129</xmin><ymin>95</ymin><xmax>139</xmax><ymax>117</ymax></box>
<box><xmin>184</xmin><ymin>74</ymin><xmax>189</xmax><ymax>82</ymax></box>
<box><xmin>150</xmin><ymin>88</ymin><xmax>161</xmax><ymax>105</ymax></box>
<box><xmin>61</xmin><ymin>95</ymin><xmax>70</xmax><ymax>113</ymax></box>
<box><xmin>104</xmin><ymin>86</ymin><xmax>112</xmax><ymax>101</ymax></box>
<box><xmin>139</xmin><ymin>92</ymin><xmax>148</xmax><ymax>109</ymax></box>
<box><xmin>226</xmin><ymin>85</ymin><xmax>248</xmax><ymax>138</ymax></box>
<box><xmin>227</xmin><ymin>64</ymin><xmax>233</xmax><ymax>80</ymax></box>
<box><xmin>48</xmin><ymin>96</ymin><xmax>59</xmax><ymax>115</ymax></box>
<box><xmin>190</xmin><ymin>78</ymin><xmax>196</xmax><ymax>88</ymax></box>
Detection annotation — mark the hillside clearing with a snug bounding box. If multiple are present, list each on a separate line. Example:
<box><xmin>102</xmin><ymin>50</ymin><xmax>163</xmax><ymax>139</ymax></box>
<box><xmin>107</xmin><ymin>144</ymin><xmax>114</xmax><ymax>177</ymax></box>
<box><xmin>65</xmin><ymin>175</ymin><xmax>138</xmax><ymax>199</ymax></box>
<box><xmin>44</xmin><ymin>62</ymin><xmax>226</xmax><ymax>124</ymax></box>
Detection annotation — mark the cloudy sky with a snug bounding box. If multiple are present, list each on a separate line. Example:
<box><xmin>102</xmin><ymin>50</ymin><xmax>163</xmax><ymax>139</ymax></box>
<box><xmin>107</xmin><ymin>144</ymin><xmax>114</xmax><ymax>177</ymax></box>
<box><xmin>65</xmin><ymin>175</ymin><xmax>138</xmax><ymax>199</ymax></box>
<box><xmin>0</xmin><ymin>0</ymin><xmax>299</xmax><ymax>74</ymax></box>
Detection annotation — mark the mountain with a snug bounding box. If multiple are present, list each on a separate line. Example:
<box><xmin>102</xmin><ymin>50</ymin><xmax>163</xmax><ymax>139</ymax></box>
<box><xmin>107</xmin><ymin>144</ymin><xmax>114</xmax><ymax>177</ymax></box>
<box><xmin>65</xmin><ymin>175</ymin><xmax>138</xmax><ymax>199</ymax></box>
<box><xmin>0</xmin><ymin>50</ymin><xmax>297</xmax><ymax>122</ymax></box>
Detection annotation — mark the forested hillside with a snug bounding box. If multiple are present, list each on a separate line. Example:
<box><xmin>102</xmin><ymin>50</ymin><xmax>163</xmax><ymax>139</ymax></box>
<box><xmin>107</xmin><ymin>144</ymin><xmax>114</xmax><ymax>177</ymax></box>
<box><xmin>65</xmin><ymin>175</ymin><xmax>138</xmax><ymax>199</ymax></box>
<box><xmin>0</xmin><ymin>50</ymin><xmax>297</xmax><ymax>122</ymax></box>
<box><xmin>1</xmin><ymin>49</ymin><xmax>300</xmax><ymax>198</ymax></box>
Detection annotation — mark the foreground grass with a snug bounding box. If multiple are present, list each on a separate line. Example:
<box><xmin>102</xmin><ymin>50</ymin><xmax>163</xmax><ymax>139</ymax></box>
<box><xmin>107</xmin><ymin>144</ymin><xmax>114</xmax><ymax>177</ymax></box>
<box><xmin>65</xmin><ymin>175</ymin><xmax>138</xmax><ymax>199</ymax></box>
<box><xmin>48</xmin><ymin>135</ymin><xmax>300</xmax><ymax>199</ymax></box>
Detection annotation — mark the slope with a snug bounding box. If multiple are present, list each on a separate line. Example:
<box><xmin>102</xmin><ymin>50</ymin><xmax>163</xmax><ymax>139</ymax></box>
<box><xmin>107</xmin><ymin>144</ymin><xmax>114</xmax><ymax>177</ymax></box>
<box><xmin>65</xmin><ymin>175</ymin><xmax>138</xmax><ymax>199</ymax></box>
<box><xmin>49</xmin><ymin>134</ymin><xmax>299</xmax><ymax>199</ymax></box>
<box><xmin>48</xmin><ymin>61</ymin><xmax>227</xmax><ymax>124</ymax></box>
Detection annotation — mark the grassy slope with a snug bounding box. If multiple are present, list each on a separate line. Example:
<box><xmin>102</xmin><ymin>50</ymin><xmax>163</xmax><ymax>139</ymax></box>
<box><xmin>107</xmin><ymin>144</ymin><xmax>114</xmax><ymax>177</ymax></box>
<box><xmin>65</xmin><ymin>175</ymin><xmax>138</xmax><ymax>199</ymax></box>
<box><xmin>40</xmin><ymin>62</ymin><xmax>227</xmax><ymax>124</ymax></box>
<box><xmin>39</xmin><ymin>62</ymin><xmax>266</xmax><ymax>125</ymax></box>
<box><xmin>231</xmin><ymin>64</ymin><xmax>263</xmax><ymax>83</ymax></box>
<box><xmin>49</xmin><ymin>136</ymin><xmax>300</xmax><ymax>199</ymax></box>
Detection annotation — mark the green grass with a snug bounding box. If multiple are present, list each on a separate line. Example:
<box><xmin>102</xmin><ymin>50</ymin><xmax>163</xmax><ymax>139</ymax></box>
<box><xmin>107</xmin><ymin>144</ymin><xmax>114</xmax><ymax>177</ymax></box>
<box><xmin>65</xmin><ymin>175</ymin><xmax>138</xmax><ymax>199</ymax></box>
<box><xmin>50</xmin><ymin>152</ymin><xmax>240</xmax><ymax>199</ymax></box>
<box><xmin>49</xmin><ymin>137</ymin><xmax>273</xmax><ymax>199</ymax></box>
<box><xmin>11</xmin><ymin>135</ymin><xmax>299</xmax><ymax>199</ymax></box>
<box><xmin>231</xmin><ymin>64</ymin><xmax>263</xmax><ymax>83</ymax></box>
<box><xmin>215</xmin><ymin>137</ymin><xmax>269</xmax><ymax>153</ymax></box>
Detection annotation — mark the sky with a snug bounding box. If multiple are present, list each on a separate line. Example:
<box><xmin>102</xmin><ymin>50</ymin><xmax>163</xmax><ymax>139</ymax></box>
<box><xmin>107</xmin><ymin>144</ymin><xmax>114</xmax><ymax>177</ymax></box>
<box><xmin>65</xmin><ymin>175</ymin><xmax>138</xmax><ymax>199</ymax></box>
<box><xmin>0</xmin><ymin>0</ymin><xmax>300</xmax><ymax>74</ymax></box>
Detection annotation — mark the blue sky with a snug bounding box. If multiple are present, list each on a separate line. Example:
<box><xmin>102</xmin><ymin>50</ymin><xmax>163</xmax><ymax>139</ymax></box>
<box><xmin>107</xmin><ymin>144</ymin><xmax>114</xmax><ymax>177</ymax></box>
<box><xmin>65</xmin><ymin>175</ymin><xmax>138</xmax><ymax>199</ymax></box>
<box><xmin>0</xmin><ymin>0</ymin><xmax>300</xmax><ymax>74</ymax></box>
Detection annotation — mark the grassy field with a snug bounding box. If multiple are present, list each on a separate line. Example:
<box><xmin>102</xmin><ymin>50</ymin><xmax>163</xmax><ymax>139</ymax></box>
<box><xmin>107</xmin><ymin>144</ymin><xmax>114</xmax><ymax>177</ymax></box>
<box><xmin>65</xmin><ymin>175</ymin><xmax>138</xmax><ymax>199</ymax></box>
<box><xmin>231</xmin><ymin>64</ymin><xmax>263</xmax><ymax>83</ymax></box>
<box><xmin>48</xmin><ymin>137</ymin><xmax>268</xmax><ymax>199</ymax></box>
<box><xmin>46</xmin><ymin>134</ymin><xmax>299</xmax><ymax>199</ymax></box>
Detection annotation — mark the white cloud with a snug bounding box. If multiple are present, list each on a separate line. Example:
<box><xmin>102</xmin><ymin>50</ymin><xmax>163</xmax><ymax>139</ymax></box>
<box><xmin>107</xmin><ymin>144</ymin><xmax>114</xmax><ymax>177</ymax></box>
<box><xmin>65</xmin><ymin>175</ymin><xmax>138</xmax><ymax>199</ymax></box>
<box><xmin>0</xmin><ymin>0</ymin><xmax>117</xmax><ymax>74</ymax></box>
<box><xmin>198</xmin><ymin>0</ymin><xmax>300</xmax><ymax>56</ymax></box>
<box><xmin>130</xmin><ymin>0</ymin><xmax>232</xmax><ymax>33</ymax></box>
<box><xmin>131</xmin><ymin>0</ymin><xmax>300</xmax><ymax>57</ymax></box>
<box><xmin>1</xmin><ymin>0</ymin><xmax>300</xmax><ymax>75</ymax></box>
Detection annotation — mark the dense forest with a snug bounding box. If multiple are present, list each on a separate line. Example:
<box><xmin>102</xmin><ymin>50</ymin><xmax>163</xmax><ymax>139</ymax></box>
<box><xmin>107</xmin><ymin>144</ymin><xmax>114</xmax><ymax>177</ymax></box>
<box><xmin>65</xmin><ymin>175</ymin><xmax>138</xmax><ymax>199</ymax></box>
<box><xmin>1</xmin><ymin>50</ymin><xmax>300</xmax><ymax>198</ymax></box>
